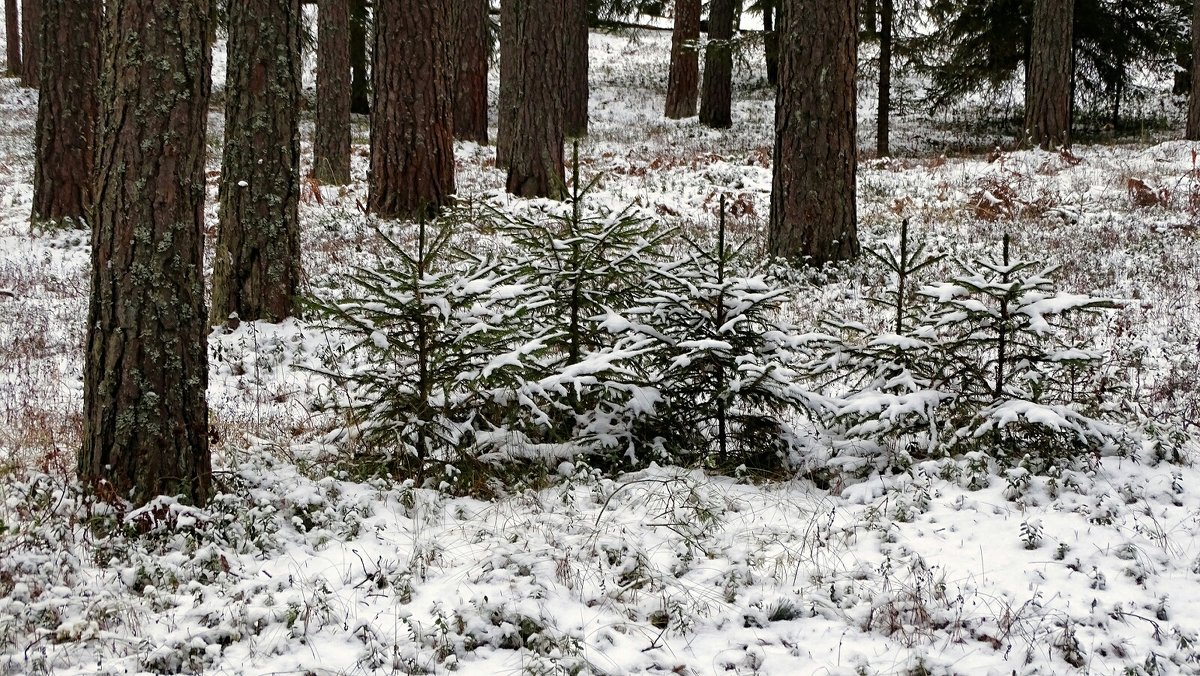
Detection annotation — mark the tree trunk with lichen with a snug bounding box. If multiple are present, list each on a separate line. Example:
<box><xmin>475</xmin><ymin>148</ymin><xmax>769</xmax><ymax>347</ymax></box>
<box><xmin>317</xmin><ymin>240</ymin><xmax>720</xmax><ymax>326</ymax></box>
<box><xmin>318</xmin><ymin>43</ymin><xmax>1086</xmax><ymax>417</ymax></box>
<box><xmin>83</xmin><ymin>0</ymin><xmax>212</xmax><ymax>506</ymax></box>
<box><xmin>315</xmin><ymin>0</ymin><xmax>352</xmax><ymax>184</ymax></box>
<box><xmin>769</xmin><ymin>0</ymin><xmax>859</xmax><ymax>266</ymax></box>
<box><xmin>505</xmin><ymin>0</ymin><xmax>566</xmax><ymax>199</ymax></box>
<box><xmin>452</xmin><ymin>0</ymin><xmax>488</xmax><ymax>144</ymax></box>
<box><xmin>698</xmin><ymin>0</ymin><xmax>735</xmax><ymax>128</ymax></box>
<box><xmin>32</xmin><ymin>0</ymin><xmax>100</xmax><ymax>227</ymax></box>
<box><xmin>664</xmin><ymin>0</ymin><xmax>700</xmax><ymax>118</ymax></box>
<box><xmin>1025</xmin><ymin>0</ymin><xmax>1074</xmax><ymax>149</ymax></box>
<box><xmin>211</xmin><ymin>0</ymin><xmax>303</xmax><ymax>324</ymax></box>
<box><xmin>20</xmin><ymin>0</ymin><xmax>39</xmax><ymax>86</ymax></box>
<box><xmin>368</xmin><ymin>0</ymin><xmax>455</xmax><ymax>218</ymax></box>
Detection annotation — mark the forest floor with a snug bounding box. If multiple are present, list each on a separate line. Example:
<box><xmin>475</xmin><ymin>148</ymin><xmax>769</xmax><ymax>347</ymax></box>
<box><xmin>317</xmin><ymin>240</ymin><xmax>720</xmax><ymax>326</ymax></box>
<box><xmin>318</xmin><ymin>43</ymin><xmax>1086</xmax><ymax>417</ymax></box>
<box><xmin>2</xmin><ymin>25</ymin><xmax>1200</xmax><ymax>676</ymax></box>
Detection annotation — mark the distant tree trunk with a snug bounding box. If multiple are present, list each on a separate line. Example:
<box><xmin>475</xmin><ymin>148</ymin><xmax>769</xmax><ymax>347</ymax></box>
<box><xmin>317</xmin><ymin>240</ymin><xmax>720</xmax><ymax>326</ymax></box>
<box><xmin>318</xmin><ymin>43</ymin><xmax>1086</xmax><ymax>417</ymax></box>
<box><xmin>698</xmin><ymin>0</ymin><xmax>735</xmax><ymax>128</ymax></box>
<box><xmin>506</xmin><ymin>0</ymin><xmax>566</xmax><ymax>198</ymax></box>
<box><xmin>84</xmin><ymin>0</ymin><xmax>212</xmax><ymax>506</ymax></box>
<box><xmin>211</xmin><ymin>0</ymin><xmax>303</xmax><ymax>324</ymax></box>
<box><xmin>763</xmin><ymin>0</ymin><xmax>778</xmax><ymax>86</ymax></box>
<box><xmin>20</xmin><ymin>0</ymin><xmax>39</xmax><ymax>86</ymax></box>
<box><xmin>564</xmin><ymin>0</ymin><xmax>588</xmax><ymax>136</ymax></box>
<box><xmin>350</xmin><ymin>0</ymin><xmax>369</xmax><ymax>114</ymax></box>
<box><xmin>452</xmin><ymin>0</ymin><xmax>489</xmax><ymax>144</ymax></box>
<box><xmin>769</xmin><ymin>0</ymin><xmax>859</xmax><ymax>266</ymax></box>
<box><xmin>1025</xmin><ymin>0</ymin><xmax>1074</xmax><ymax>149</ymax></box>
<box><xmin>496</xmin><ymin>0</ymin><xmax>518</xmax><ymax>167</ymax></box>
<box><xmin>1188</xmin><ymin>0</ymin><xmax>1200</xmax><ymax>140</ymax></box>
<box><xmin>368</xmin><ymin>0</ymin><xmax>455</xmax><ymax>218</ymax></box>
<box><xmin>32</xmin><ymin>0</ymin><xmax>100</xmax><ymax>227</ymax></box>
<box><xmin>315</xmin><ymin>0</ymin><xmax>352</xmax><ymax>184</ymax></box>
<box><xmin>5</xmin><ymin>0</ymin><xmax>19</xmax><ymax>75</ymax></box>
<box><xmin>664</xmin><ymin>0</ymin><xmax>700</xmax><ymax>118</ymax></box>
<box><xmin>876</xmin><ymin>0</ymin><xmax>892</xmax><ymax>156</ymax></box>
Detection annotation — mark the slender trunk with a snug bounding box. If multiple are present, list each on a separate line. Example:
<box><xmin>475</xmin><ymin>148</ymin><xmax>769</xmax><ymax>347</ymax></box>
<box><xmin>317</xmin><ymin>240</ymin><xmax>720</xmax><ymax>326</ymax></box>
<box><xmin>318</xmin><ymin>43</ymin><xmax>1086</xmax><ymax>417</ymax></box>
<box><xmin>876</xmin><ymin>0</ymin><xmax>892</xmax><ymax>157</ymax></box>
<box><xmin>212</xmin><ymin>0</ymin><xmax>303</xmax><ymax>324</ymax></box>
<box><xmin>452</xmin><ymin>0</ymin><xmax>489</xmax><ymax>144</ymax></box>
<box><xmin>698</xmin><ymin>0</ymin><xmax>736</xmax><ymax>128</ymax></box>
<box><xmin>20</xmin><ymin>0</ymin><xmax>39</xmax><ymax>86</ymax></box>
<box><xmin>1188</xmin><ymin>0</ymin><xmax>1200</xmax><ymax>139</ymax></box>
<box><xmin>84</xmin><ymin>0</ymin><xmax>212</xmax><ymax>506</ymax></box>
<box><xmin>1025</xmin><ymin>0</ymin><xmax>1074</xmax><ymax>149</ymax></box>
<box><xmin>496</xmin><ymin>0</ymin><xmax>518</xmax><ymax>167</ymax></box>
<box><xmin>505</xmin><ymin>0</ymin><xmax>567</xmax><ymax>198</ymax></box>
<box><xmin>768</xmin><ymin>0</ymin><xmax>859</xmax><ymax>266</ymax></box>
<box><xmin>664</xmin><ymin>0</ymin><xmax>700</xmax><ymax>118</ymax></box>
<box><xmin>5</xmin><ymin>0</ymin><xmax>20</xmax><ymax>75</ymax></box>
<box><xmin>350</xmin><ymin>0</ymin><xmax>369</xmax><ymax>114</ymax></box>
<box><xmin>564</xmin><ymin>0</ymin><xmax>588</xmax><ymax>136</ymax></box>
<box><xmin>315</xmin><ymin>0</ymin><xmax>352</xmax><ymax>184</ymax></box>
<box><xmin>32</xmin><ymin>0</ymin><xmax>100</xmax><ymax>227</ymax></box>
<box><xmin>368</xmin><ymin>0</ymin><xmax>455</xmax><ymax>218</ymax></box>
<box><xmin>763</xmin><ymin>0</ymin><xmax>778</xmax><ymax>86</ymax></box>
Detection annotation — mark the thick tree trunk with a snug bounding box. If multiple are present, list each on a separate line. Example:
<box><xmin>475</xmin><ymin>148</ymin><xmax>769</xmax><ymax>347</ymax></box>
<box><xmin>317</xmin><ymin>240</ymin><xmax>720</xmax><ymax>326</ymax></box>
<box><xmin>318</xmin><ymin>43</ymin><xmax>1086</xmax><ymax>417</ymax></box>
<box><xmin>564</xmin><ymin>0</ymin><xmax>588</xmax><ymax>137</ymax></box>
<box><xmin>32</xmin><ymin>0</ymin><xmax>99</xmax><ymax>227</ymax></box>
<box><xmin>212</xmin><ymin>0</ymin><xmax>303</xmax><ymax>324</ymax></box>
<box><xmin>496</xmin><ymin>0</ymin><xmax>518</xmax><ymax>167</ymax></box>
<box><xmin>698</xmin><ymin>0</ymin><xmax>735</xmax><ymax>128</ymax></box>
<box><xmin>763</xmin><ymin>0</ymin><xmax>778</xmax><ymax>87</ymax></box>
<box><xmin>5</xmin><ymin>0</ymin><xmax>19</xmax><ymax>75</ymax></box>
<box><xmin>506</xmin><ymin>0</ymin><xmax>566</xmax><ymax>198</ymax></box>
<box><xmin>452</xmin><ymin>0</ymin><xmax>488</xmax><ymax>144</ymax></box>
<box><xmin>368</xmin><ymin>0</ymin><xmax>455</xmax><ymax>218</ymax></box>
<box><xmin>769</xmin><ymin>0</ymin><xmax>859</xmax><ymax>266</ymax></box>
<box><xmin>20</xmin><ymin>0</ymin><xmax>38</xmax><ymax>86</ymax></box>
<box><xmin>315</xmin><ymin>0</ymin><xmax>352</xmax><ymax>184</ymax></box>
<box><xmin>664</xmin><ymin>0</ymin><xmax>700</xmax><ymax>118</ymax></box>
<box><xmin>876</xmin><ymin>0</ymin><xmax>892</xmax><ymax>157</ymax></box>
<box><xmin>1025</xmin><ymin>0</ymin><xmax>1074</xmax><ymax>149</ymax></box>
<box><xmin>84</xmin><ymin>0</ymin><xmax>212</xmax><ymax>506</ymax></box>
<box><xmin>350</xmin><ymin>0</ymin><xmax>369</xmax><ymax>114</ymax></box>
<box><xmin>1188</xmin><ymin>0</ymin><xmax>1200</xmax><ymax>140</ymax></box>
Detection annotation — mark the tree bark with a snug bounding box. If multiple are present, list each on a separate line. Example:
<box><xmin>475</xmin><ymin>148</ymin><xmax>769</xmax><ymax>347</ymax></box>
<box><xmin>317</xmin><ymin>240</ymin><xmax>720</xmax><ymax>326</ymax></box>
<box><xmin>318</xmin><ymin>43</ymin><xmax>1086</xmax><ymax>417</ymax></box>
<box><xmin>664</xmin><ymin>0</ymin><xmax>700</xmax><ymax>118</ymax></box>
<box><xmin>20</xmin><ymin>0</ymin><xmax>39</xmax><ymax>86</ymax></box>
<box><xmin>1025</xmin><ymin>0</ymin><xmax>1074</xmax><ymax>149</ymax></box>
<box><xmin>769</xmin><ymin>0</ymin><xmax>859</xmax><ymax>266</ymax></box>
<box><xmin>505</xmin><ymin>0</ymin><xmax>567</xmax><ymax>199</ymax></box>
<box><xmin>564</xmin><ymin>0</ymin><xmax>588</xmax><ymax>137</ymax></box>
<box><xmin>452</xmin><ymin>0</ymin><xmax>488</xmax><ymax>144</ymax></box>
<box><xmin>876</xmin><ymin>0</ymin><xmax>892</xmax><ymax>157</ymax></box>
<box><xmin>350</xmin><ymin>0</ymin><xmax>369</xmax><ymax>114</ymax></box>
<box><xmin>83</xmin><ymin>0</ymin><xmax>212</xmax><ymax>506</ymax></box>
<box><xmin>1188</xmin><ymin>0</ymin><xmax>1200</xmax><ymax>140</ymax></box>
<box><xmin>315</xmin><ymin>0</ymin><xmax>352</xmax><ymax>184</ymax></box>
<box><xmin>5</xmin><ymin>0</ymin><xmax>19</xmax><ymax>75</ymax></box>
<box><xmin>496</xmin><ymin>0</ymin><xmax>518</xmax><ymax>167</ymax></box>
<box><xmin>32</xmin><ymin>0</ymin><xmax>99</xmax><ymax>227</ymax></box>
<box><xmin>698</xmin><ymin>0</ymin><xmax>736</xmax><ymax>128</ymax></box>
<box><xmin>763</xmin><ymin>0</ymin><xmax>778</xmax><ymax>87</ymax></box>
<box><xmin>368</xmin><ymin>0</ymin><xmax>455</xmax><ymax>218</ymax></box>
<box><xmin>212</xmin><ymin>0</ymin><xmax>303</xmax><ymax>324</ymax></box>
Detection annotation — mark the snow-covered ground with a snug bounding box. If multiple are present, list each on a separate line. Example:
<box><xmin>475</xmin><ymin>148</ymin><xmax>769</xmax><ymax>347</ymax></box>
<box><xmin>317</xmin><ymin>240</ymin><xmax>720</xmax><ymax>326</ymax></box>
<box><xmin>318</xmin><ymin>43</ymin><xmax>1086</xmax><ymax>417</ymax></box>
<box><xmin>2</xmin><ymin>24</ymin><xmax>1200</xmax><ymax>676</ymax></box>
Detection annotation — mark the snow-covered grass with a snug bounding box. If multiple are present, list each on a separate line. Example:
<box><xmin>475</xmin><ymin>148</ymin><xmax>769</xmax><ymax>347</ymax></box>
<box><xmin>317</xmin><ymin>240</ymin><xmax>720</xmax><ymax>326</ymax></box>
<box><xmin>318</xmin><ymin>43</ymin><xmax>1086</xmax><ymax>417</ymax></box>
<box><xmin>1</xmin><ymin>26</ymin><xmax>1200</xmax><ymax>675</ymax></box>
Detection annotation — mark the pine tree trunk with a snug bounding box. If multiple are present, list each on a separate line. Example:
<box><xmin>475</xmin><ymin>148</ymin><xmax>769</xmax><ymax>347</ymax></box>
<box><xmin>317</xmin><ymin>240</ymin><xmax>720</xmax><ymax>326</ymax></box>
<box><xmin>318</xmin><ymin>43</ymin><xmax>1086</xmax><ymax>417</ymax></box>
<box><xmin>876</xmin><ymin>0</ymin><xmax>892</xmax><ymax>157</ymax></box>
<box><xmin>368</xmin><ymin>0</ymin><xmax>455</xmax><ymax>218</ymax></box>
<box><xmin>698</xmin><ymin>0</ymin><xmax>736</xmax><ymax>128</ymax></box>
<box><xmin>1025</xmin><ymin>0</ymin><xmax>1074</xmax><ymax>149</ymax></box>
<box><xmin>563</xmin><ymin>0</ymin><xmax>588</xmax><ymax>137</ymax></box>
<box><xmin>664</xmin><ymin>0</ymin><xmax>700</xmax><ymax>118</ymax></box>
<box><xmin>496</xmin><ymin>0</ymin><xmax>518</xmax><ymax>167</ymax></box>
<box><xmin>20</xmin><ymin>0</ymin><xmax>39</xmax><ymax>86</ymax></box>
<box><xmin>763</xmin><ymin>1</ymin><xmax>778</xmax><ymax>86</ymax></box>
<box><xmin>452</xmin><ymin>0</ymin><xmax>488</xmax><ymax>144</ymax></box>
<box><xmin>769</xmin><ymin>0</ymin><xmax>859</xmax><ymax>266</ymax></box>
<box><xmin>505</xmin><ymin>0</ymin><xmax>566</xmax><ymax>199</ymax></box>
<box><xmin>31</xmin><ymin>0</ymin><xmax>99</xmax><ymax>227</ymax></box>
<box><xmin>350</xmin><ymin>0</ymin><xmax>369</xmax><ymax>114</ymax></box>
<box><xmin>5</xmin><ymin>0</ymin><xmax>20</xmax><ymax>76</ymax></box>
<box><xmin>84</xmin><ymin>0</ymin><xmax>212</xmax><ymax>506</ymax></box>
<box><xmin>1188</xmin><ymin>0</ymin><xmax>1200</xmax><ymax>140</ymax></box>
<box><xmin>212</xmin><ymin>0</ymin><xmax>303</xmax><ymax>324</ymax></box>
<box><xmin>315</xmin><ymin>0</ymin><xmax>352</xmax><ymax>184</ymax></box>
